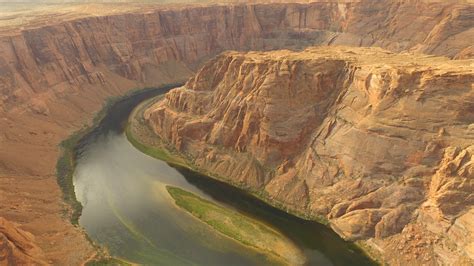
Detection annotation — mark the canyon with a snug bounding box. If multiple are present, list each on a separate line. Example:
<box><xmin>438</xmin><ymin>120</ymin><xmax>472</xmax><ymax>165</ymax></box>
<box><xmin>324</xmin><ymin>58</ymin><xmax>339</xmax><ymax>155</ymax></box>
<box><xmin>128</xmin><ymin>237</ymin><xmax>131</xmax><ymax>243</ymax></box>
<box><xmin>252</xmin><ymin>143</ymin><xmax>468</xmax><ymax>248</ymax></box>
<box><xmin>0</xmin><ymin>0</ymin><xmax>473</xmax><ymax>264</ymax></box>
<box><xmin>142</xmin><ymin>46</ymin><xmax>474</xmax><ymax>265</ymax></box>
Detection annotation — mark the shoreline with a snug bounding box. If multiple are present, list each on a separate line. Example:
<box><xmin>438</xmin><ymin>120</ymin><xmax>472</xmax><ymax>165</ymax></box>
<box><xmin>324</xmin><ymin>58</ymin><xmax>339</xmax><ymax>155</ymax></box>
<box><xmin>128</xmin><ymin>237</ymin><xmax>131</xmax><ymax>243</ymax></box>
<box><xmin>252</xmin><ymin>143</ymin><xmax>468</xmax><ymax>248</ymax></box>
<box><xmin>55</xmin><ymin>83</ymin><xmax>184</xmax><ymax>265</ymax></box>
<box><xmin>162</xmin><ymin>184</ymin><xmax>297</xmax><ymax>266</ymax></box>
<box><xmin>126</xmin><ymin>94</ymin><xmax>382</xmax><ymax>265</ymax></box>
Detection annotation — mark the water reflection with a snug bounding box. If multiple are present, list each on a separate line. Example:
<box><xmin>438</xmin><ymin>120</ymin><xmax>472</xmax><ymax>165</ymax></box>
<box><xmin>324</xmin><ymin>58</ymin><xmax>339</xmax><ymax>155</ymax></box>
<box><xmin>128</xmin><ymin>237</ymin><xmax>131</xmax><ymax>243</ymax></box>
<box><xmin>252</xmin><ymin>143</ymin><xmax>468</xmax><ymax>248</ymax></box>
<box><xmin>73</xmin><ymin>88</ymin><xmax>373</xmax><ymax>265</ymax></box>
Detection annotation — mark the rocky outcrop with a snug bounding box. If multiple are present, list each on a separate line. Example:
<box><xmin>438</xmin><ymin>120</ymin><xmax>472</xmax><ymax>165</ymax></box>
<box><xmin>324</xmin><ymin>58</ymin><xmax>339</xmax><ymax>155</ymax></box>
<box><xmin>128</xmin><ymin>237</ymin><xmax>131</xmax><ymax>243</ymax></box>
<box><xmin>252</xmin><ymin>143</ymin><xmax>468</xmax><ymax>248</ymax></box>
<box><xmin>1</xmin><ymin>1</ymin><xmax>473</xmax><ymax>113</ymax></box>
<box><xmin>0</xmin><ymin>217</ymin><xmax>47</xmax><ymax>265</ymax></box>
<box><xmin>0</xmin><ymin>0</ymin><xmax>473</xmax><ymax>264</ymax></box>
<box><xmin>144</xmin><ymin>46</ymin><xmax>474</xmax><ymax>264</ymax></box>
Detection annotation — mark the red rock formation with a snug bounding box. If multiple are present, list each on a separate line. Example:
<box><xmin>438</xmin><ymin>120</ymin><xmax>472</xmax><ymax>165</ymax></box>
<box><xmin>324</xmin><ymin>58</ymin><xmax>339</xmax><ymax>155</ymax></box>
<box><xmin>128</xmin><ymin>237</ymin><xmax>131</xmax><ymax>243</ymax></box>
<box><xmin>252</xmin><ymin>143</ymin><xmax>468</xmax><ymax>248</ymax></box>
<box><xmin>0</xmin><ymin>217</ymin><xmax>47</xmax><ymax>265</ymax></box>
<box><xmin>1</xmin><ymin>1</ymin><xmax>473</xmax><ymax>112</ymax></box>
<box><xmin>143</xmin><ymin>46</ymin><xmax>474</xmax><ymax>264</ymax></box>
<box><xmin>0</xmin><ymin>1</ymin><xmax>473</xmax><ymax>264</ymax></box>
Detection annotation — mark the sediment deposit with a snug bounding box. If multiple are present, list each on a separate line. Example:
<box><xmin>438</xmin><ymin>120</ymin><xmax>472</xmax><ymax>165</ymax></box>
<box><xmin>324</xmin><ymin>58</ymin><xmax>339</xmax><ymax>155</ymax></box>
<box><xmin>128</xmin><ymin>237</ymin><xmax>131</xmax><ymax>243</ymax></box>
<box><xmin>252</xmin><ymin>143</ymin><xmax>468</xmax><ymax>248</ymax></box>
<box><xmin>143</xmin><ymin>46</ymin><xmax>474</xmax><ymax>264</ymax></box>
<box><xmin>0</xmin><ymin>0</ymin><xmax>473</xmax><ymax>264</ymax></box>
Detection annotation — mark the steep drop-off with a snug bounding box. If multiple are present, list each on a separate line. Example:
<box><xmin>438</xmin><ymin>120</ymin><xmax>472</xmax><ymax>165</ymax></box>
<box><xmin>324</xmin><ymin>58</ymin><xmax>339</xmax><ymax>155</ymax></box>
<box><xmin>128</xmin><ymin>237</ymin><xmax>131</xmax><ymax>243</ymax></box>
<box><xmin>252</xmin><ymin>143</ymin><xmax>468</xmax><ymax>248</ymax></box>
<box><xmin>1</xmin><ymin>1</ymin><xmax>474</xmax><ymax>111</ymax></box>
<box><xmin>0</xmin><ymin>1</ymin><xmax>473</xmax><ymax>264</ymax></box>
<box><xmin>142</xmin><ymin>46</ymin><xmax>474</xmax><ymax>265</ymax></box>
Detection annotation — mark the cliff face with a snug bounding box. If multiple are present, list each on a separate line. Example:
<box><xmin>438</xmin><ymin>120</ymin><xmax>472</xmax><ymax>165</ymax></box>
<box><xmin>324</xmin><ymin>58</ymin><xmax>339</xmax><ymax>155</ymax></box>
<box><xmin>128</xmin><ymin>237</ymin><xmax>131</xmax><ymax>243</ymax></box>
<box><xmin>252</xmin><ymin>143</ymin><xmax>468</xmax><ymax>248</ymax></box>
<box><xmin>144</xmin><ymin>46</ymin><xmax>474</xmax><ymax>264</ymax></box>
<box><xmin>0</xmin><ymin>1</ymin><xmax>473</xmax><ymax>264</ymax></box>
<box><xmin>1</xmin><ymin>1</ymin><xmax>473</xmax><ymax>112</ymax></box>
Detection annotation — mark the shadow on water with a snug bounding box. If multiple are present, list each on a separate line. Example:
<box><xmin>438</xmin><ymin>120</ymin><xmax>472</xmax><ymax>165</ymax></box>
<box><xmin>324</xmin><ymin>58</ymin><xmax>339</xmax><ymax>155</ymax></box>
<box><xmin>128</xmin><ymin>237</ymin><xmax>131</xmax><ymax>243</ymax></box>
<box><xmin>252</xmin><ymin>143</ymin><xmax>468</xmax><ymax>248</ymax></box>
<box><xmin>73</xmin><ymin>85</ymin><xmax>376</xmax><ymax>266</ymax></box>
<box><xmin>75</xmin><ymin>85</ymin><xmax>176</xmax><ymax>155</ymax></box>
<box><xmin>171</xmin><ymin>165</ymin><xmax>375</xmax><ymax>266</ymax></box>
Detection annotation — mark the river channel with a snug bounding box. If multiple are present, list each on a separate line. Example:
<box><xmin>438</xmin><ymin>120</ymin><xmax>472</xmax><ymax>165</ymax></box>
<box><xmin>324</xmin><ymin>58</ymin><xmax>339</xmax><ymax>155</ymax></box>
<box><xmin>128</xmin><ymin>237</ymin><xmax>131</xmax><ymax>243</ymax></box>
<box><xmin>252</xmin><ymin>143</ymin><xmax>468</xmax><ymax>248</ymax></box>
<box><xmin>73</xmin><ymin>87</ymin><xmax>374</xmax><ymax>266</ymax></box>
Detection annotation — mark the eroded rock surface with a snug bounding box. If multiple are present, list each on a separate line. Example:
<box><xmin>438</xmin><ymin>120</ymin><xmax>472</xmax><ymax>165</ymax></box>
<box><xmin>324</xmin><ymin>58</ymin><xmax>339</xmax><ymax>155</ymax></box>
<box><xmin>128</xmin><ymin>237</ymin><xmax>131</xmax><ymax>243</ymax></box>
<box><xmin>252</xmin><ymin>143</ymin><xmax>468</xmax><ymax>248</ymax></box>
<box><xmin>0</xmin><ymin>217</ymin><xmax>47</xmax><ymax>265</ymax></box>
<box><xmin>1</xmin><ymin>1</ymin><xmax>474</xmax><ymax>112</ymax></box>
<box><xmin>144</xmin><ymin>46</ymin><xmax>474</xmax><ymax>264</ymax></box>
<box><xmin>0</xmin><ymin>0</ymin><xmax>473</xmax><ymax>264</ymax></box>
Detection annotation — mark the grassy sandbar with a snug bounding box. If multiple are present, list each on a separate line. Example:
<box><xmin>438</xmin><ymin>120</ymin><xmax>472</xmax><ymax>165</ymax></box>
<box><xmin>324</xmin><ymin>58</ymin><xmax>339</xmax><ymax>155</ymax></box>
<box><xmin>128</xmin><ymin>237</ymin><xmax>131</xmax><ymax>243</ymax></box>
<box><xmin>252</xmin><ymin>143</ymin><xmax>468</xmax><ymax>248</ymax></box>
<box><xmin>166</xmin><ymin>186</ymin><xmax>305</xmax><ymax>265</ymax></box>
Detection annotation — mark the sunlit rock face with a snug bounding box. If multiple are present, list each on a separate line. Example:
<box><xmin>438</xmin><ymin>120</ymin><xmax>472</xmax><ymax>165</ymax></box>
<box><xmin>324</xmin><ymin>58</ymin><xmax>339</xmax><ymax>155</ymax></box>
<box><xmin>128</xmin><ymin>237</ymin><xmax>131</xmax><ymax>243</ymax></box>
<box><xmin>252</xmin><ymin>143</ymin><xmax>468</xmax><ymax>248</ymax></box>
<box><xmin>144</xmin><ymin>46</ymin><xmax>474</xmax><ymax>265</ymax></box>
<box><xmin>1</xmin><ymin>0</ymin><xmax>473</xmax><ymax>112</ymax></box>
<box><xmin>0</xmin><ymin>0</ymin><xmax>473</xmax><ymax>265</ymax></box>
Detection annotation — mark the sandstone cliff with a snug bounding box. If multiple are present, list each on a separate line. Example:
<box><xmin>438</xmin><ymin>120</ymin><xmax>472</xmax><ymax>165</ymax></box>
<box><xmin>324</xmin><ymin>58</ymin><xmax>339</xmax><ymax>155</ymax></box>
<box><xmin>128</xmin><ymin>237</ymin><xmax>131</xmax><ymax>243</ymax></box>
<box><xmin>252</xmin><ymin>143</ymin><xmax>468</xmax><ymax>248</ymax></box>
<box><xmin>0</xmin><ymin>217</ymin><xmax>47</xmax><ymax>265</ymax></box>
<box><xmin>0</xmin><ymin>0</ymin><xmax>473</xmax><ymax>264</ymax></box>
<box><xmin>1</xmin><ymin>1</ymin><xmax>474</xmax><ymax>112</ymax></box>
<box><xmin>143</xmin><ymin>46</ymin><xmax>474</xmax><ymax>264</ymax></box>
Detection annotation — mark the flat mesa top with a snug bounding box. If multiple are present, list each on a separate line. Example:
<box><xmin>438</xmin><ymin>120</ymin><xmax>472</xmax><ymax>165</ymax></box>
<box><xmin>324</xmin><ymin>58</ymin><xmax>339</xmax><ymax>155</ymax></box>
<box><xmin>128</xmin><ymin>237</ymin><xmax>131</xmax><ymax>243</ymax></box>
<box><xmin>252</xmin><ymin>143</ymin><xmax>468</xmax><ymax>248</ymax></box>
<box><xmin>0</xmin><ymin>1</ymin><xmax>252</xmax><ymax>36</ymax></box>
<box><xmin>0</xmin><ymin>1</ymin><xmax>347</xmax><ymax>36</ymax></box>
<box><xmin>223</xmin><ymin>47</ymin><xmax>474</xmax><ymax>73</ymax></box>
<box><xmin>1</xmin><ymin>0</ymin><xmax>473</xmax><ymax>37</ymax></box>
<box><xmin>0</xmin><ymin>3</ymin><xmax>181</xmax><ymax>35</ymax></box>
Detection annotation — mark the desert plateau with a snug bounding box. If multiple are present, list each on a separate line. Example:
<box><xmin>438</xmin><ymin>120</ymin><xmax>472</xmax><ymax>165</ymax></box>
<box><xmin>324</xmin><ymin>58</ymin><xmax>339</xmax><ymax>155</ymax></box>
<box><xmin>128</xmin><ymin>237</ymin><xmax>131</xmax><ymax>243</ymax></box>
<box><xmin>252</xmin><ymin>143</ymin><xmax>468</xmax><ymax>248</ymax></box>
<box><xmin>0</xmin><ymin>0</ymin><xmax>473</xmax><ymax>265</ymax></box>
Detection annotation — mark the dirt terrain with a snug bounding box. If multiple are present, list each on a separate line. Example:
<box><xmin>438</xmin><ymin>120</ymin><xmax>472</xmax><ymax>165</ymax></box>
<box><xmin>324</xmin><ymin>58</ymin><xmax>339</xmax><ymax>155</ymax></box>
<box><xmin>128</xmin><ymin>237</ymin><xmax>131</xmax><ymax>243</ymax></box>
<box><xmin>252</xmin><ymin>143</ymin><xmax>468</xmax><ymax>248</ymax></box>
<box><xmin>0</xmin><ymin>0</ymin><xmax>473</xmax><ymax>264</ymax></box>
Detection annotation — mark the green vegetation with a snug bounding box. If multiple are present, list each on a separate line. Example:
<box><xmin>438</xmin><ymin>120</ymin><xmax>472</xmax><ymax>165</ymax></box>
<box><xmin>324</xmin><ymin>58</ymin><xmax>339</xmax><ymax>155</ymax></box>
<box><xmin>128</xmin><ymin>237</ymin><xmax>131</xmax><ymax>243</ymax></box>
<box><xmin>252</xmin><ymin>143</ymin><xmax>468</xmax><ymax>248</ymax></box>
<box><xmin>56</xmin><ymin>127</ymin><xmax>89</xmax><ymax>225</ymax></box>
<box><xmin>104</xmin><ymin>189</ymin><xmax>195</xmax><ymax>265</ymax></box>
<box><xmin>166</xmin><ymin>186</ymin><xmax>303</xmax><ymax>265</ymax></box>
<box><xmin>85</xmin><ymin>257</ymin><xmax>132</xmax><ymax>266</ymax></box>
<box><xmin>55</xmin><ymin>95</ymin><xmax>129</xmax><ymax>225</ymax></box>
<box><xmin>56</xmin><ymin>84</ymin><xmax>182</xmax><ymax>225</ymax></box>
<box><xmin>55</xmin><ymin>83</ymin><xmax>184</xmax><ymax>264</ymax></box>
<box><xmin>125</xmin><ymin>93</ymin><xmax>190</xmax><ymax>168</ymax></box>
<box><xmin>125</xmin><ymin>125</ymin><xmax>186</xmax><ymax>167</ymax></box>
<box><xmin>126</xmin><ymin>96</ymin><xmax>330</xmax><ymax>226</ymax></box>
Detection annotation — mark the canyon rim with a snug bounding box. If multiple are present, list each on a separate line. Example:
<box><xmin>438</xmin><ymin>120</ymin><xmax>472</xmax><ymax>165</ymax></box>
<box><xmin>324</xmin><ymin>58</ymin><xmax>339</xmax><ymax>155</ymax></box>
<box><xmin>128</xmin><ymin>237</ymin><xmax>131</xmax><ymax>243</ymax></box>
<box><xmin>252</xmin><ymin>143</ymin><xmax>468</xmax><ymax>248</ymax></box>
<box><xmin>0</xmin><ymin>0</ymin><xmax>473</xmax><ymax>265</ymax></box>
<box><xmin>138</xmin><ymin>46</ymin><xmax>474</xmax><ymax>265</ymax></box>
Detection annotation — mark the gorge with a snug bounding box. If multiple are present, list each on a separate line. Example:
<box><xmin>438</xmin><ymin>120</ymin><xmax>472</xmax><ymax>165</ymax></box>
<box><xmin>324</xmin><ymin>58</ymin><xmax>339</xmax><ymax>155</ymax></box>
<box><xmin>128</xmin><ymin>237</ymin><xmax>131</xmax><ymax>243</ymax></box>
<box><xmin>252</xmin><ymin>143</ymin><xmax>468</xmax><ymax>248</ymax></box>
<box><xmin>135</xmin><ymin>46</ymin><xmax>474</xmax><ymax>265</ymax></box>
<box><xmin>72</xmin><ymin>86</ymin><xmax>374</xmax><ymax>265</ymax></box>
<box><xmin>0</xmin><ymin>1</ymin><xmax>473</xmax><ymax>265</ymax></box>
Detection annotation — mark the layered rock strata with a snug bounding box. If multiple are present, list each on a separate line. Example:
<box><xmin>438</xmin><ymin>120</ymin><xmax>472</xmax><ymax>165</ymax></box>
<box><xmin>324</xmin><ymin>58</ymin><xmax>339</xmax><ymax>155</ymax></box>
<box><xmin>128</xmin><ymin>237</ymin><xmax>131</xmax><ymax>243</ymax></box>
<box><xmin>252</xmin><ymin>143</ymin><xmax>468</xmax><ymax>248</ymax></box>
<box><xmin>2</xmin><ymin>1</ymin><xmax>474</xmax><ymax>112</ymax></box>
<box><xmin>144</xmin><ymin>46</ymin><xmax>474</xmax><ymax>265</ymax></box>
<box><xmin>1</xmin><ymin>0</ymin><xmax>473</xmax><ymax>264</ymax></box>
